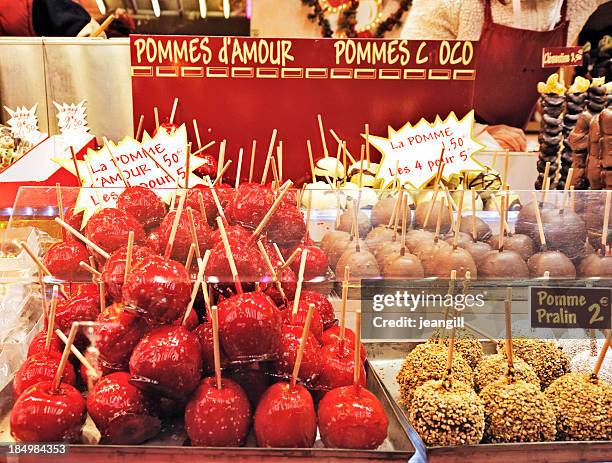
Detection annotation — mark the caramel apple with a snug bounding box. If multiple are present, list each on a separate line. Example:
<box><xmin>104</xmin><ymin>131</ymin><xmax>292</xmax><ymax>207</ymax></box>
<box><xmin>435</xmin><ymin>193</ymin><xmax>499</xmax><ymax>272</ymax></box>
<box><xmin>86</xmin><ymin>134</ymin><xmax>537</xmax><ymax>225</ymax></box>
<box><xmin>459</xmin><ymin>215</ymin><xmax>492</xmax><ymax>241</ymax></box>
<box><xmin>541</xmin><ymin>209</ymin><xmax>588</xmax><ymax>259</ymax></box>
<box><xmin>578</xmin><ymin>253</ymin><xmax>612</xmax><ymax>277</ymax></box>
<box><xmin>414</xmin><ymin>200</ymin><xmax>452</xmax><ymax>233</ymax></box>
<box><xmin>370</xmin><ymin>196</ymin><xmax>399</xmax><ymax>228</ymax></box>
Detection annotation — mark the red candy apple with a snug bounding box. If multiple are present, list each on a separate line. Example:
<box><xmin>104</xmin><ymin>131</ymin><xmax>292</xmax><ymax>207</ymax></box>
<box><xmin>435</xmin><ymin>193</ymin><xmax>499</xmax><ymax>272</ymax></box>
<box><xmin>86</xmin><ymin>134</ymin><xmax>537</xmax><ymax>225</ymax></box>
<box><xmin>122</xmin><ymin>255</ymin><xmax>191</xmax><ymax>324</ymax></box>
<box><xmin>289</xmin><ymin>245</ymin><xmax>329</xmax><ymax>280</ymax></box>
<box><xmin>295</xmin><ymin>290</ymin><xmax>336</xmax><ymax>328</ymax></box>
<box><xmin>322</xmin><ymin>326</ymin><xmax>367</xmax><ymax>361</ymax></box>
<box><xmin>266</xmin><ymin>206</ymin><xmax>306</xmax><ymax>246</ymax></box>
<box><xmin>276</xmin><ymin>325</ymin><xmax>321</xmax><ymax>382</ymax></box>
<box><xmin>10</xmin><ymin>381</ymin><xmax>86</xmax><ymax>443</ymax></box>
<box><xmin>216</xmin><ymin>291</ymin><xmax>282</xmax><ymax>361</ymax></box>
<box><xmin>13</xmin><ymin>352</ymin><xmax>76</xmax><ymax>398</ymax></box>
<box><xmin>281</xmin><ymin>301</ymin><xmax>323</xmax><ymax>342</ymax></box>
<box><xmin>117</xmin><ymin>186</ymin><xmax>166</xmax><ymax>230</ymax></box>
<box><xmin>85</xmin><ymin>208</ymin><xmax>145</xmax><ymax>255</ymax></box>
<box><xmin>194</xmin><ymin>153</ymin><xmax>218</xmax><ymax>179</ymax></box>
<box><xmin>318</xmin><ymin>385</ymin><xmax>388</xmax><ymax>449</ymax></box>
<box><xmin>254</xmin><ymin>382</ymin><xmax>317</xmax><ymax>448</ymax></box>
<box><xmin>316</xmin><ymin>342</ymin><xmax>366</xmax><ymax>393</ymax></box>
<box><xmin>185</xmin><ymin>377</ymin><xmax>252</xmax><ymax>447</ymax></box>
<box><xmin>101</xmin><ymin>245</ymin><xmax>155</xmax><ymax>303</ymax></box>
<box><xmin>158</xmin><ymin>208</ymin><xmax>212</xmax><ymax>262</ymax></box>
<box><xmin>42</xmin><ymin>241</ymin><xmax>90</xmax><ymax>281</ymax></box>
<box><xmin>93</xmin><ymin>303</ymin><xmax>148</xmax><ymax>370</ymax></box>
<box><xmin>129</xmin><ymin>325</ymin><xmax>203</xmax><ymax>400</ymax></box>
<box><xmin>27</xmin><ymin>330</ymin><xmax>62</xmax><ymax>358</ymax></box>
<box><xmin>87</xmin><ymin>372</ymin><xmax>161</xmax><ymax>444</ymax></box>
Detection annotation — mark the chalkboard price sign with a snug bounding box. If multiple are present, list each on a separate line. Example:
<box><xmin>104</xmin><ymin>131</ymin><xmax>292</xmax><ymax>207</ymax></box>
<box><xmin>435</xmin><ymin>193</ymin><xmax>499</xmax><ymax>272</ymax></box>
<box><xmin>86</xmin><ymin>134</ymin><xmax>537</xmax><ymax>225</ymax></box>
<box><xmin>529</xmin><ymin>286</ymin><xmax>611</xmax><ymax>330</ymax></box>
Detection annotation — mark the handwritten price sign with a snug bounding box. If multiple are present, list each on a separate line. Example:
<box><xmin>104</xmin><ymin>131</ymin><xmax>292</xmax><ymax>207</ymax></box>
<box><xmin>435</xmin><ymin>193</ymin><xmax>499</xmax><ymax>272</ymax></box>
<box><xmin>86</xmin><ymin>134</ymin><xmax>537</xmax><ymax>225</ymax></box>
<box><xmin>3</xmin><ymin>104</ymin><xmax>43</xmax><ymax>142</ymax></box>
<box><xmin>542</xmin><ymin>46</ymin><xmax>583</xmax><ymax>68</ymax></box>
<box><xmin>369</xmin><ymin>111</ymin><xmax>486</xmax><ymax>189</ymax></box>
<box><xmin>54</xmin><ymin>124</ymin><xmax>206</xmax><ymax>226</ymax></box>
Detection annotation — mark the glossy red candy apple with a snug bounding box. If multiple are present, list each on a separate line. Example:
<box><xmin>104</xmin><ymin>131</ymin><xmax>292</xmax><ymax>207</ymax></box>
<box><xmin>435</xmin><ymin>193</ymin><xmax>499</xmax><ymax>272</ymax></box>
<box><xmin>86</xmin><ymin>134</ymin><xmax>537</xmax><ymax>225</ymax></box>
<box><xmin>158</xmin><ymin>208</ymin><xmax>212</xmax><ymax>262</ymax></box>
<box><xmin>266</xmin><ymin>206</ymin><xmax>306</xmax><ymax>246</ymax></box>
<box><xmin>93</xmin><ymin>303</ymin><xmax>148</xmax><ymax>371</ymax></box>
<box><xmin>185</xmin><ymin>377</ymin><xmax>252</xmax><ymax>447</ymax></box>
<box><xmin>42</xmin><ymin>241</ymin><xmax>90</xmax><ymax>281</ymax></box>
<box><xmin>295</xmin><ymin>290</ymin><xmax>336</xmax><ymax>329</ymax></box>
<box><xmin>254</xmin><ymin>382</ymin><xmax>317</xmax><ymax>448</ymax></box>
<box><xmin>117</xmin><ymin>186</ymin><xmax>166</xmax><ymax>230</ymax></box>
<box><xmin>217</xmin><ymin>291</ymin><xmax>282</xmax><ymax>361</ymax></box>
<box><xmin>281</xmin><ymin>301</ymin><xmax>323</xmax><ymax>342</ymax></box>
<box><xmin>122</xmin><ymin>255</ymin><xmax>191</xmax><ymax>324</ymax></box>
<box><xmin>185</xmin><ymin>186</ymin><xmax>223</xmax><ymax>226</ymax></box>
<box><xmin>321</xmin><ymin>326</ymin><xmax>367</xmax><ymax>361</ymax></box>
<box><xmin>101</xmin><ymin>245</ymin><xmax>155</xmax><ymax>303</ymax></box>
<box><xmin>13</xmin><ymin>352</ymin><xmax>76</xmax><ymax>398</ymax></box>
<box><xmin>207</xmin><ymin>242</ymin><xmax>265</xmax><ymax>283</ymax></box>
<box><xmin>27</xmin><ymin>330</ymin><xmax>62</xmax><ymax>358</ymax></box>
<box><xmin>85</xmin><ymin>208</ymin><xmax>145</xmax><ymax>255</ymax></box>
<box><xmin>129</xmin><ymin>325</ymin><xmax>203</xmax><ymax>400</ymax></box>
<box><xmin>317</xmin><ymin>342</ymin><xmax>366</xmax><ymax>393</ymax></box>
<box><xmin>194</xmin><ymin>152</ymin><xmax>218</xmax><ymax>179</ymax></box>
<box><xmin>54</xmin><ymin>289</ymin><xmax>100</xmax><ymax>335</ymax></box>
<box><xmin>289</xmin><ymin>245</ymin><xmax>329</xmax><ymax>280</ymax></box>
<box><xmin>318</xmin><ymin>385</ymin><xmax>388</xmax><ymax>449</ymax></box>
<box><xmin>87</xmin><ymin>372</ymin><xmax>161</xmax><ymax>444</ymax></box>
<box><xmin>10</xmin><ymin>381</ymin><xmax>86</xmax><ymax>443</ymax></box>
<box><xmin>210</xmin><ymin>224</ymin><xmax>253</xmax><ymax>245</ymax></box>
<box><xmin>276</xmin><ymin>325</ymin><xmax>321</xmax><ymax>382</ymax></box>
<box><xmin>228</xmin><ymin>184</ymin><xmax>275</xmax><ymax>229</ymax></box>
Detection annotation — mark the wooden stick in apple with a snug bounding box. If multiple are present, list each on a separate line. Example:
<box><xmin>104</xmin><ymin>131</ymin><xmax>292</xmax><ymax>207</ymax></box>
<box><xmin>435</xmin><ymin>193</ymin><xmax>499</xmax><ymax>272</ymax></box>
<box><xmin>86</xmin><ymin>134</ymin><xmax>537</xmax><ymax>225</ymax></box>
<box><xmin>19</xmin><ymin>242</ymin><xmax>69</xmax><ymax>298</ymax></box>
<box><xmin>164</xmin><ymin>191</ymin><xmax>186</xmax><ymax>259</ymax></box>
<box><xmin>291</xmin><ymin>303</ymin><xmax>315</xmax><ymax>387</ymax></box>
<box><xmin>261</xmin><ymin>129</ymin><xmax>278</xmax><ymax>184</ymax></box>
<box><xmin>52</xmin><ymin>322</ymin><xmax>79</xmax><ymax>393</ymax></box>
<box><xmin>291</xmin><ymin>249</ymin><xmax>309</xmax><ymax>317</ymax></box>
<box><xmin>216</xmin><ymin>216</ymin><xmax>243</xmax><ymax>294</ymax></box>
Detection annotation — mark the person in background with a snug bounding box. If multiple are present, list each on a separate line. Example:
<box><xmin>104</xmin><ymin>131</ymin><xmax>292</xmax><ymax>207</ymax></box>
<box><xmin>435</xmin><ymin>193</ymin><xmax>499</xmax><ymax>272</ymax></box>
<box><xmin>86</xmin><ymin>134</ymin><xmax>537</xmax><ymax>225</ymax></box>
<box><xmin>0</xmin><ymin>0</ymin><xmax>101</xmax><ymax>37</ymax></box>
<box><xmin>401</xmin><ymin>0</ymin><xmax>608</xmax><ymax>151</ymax></box>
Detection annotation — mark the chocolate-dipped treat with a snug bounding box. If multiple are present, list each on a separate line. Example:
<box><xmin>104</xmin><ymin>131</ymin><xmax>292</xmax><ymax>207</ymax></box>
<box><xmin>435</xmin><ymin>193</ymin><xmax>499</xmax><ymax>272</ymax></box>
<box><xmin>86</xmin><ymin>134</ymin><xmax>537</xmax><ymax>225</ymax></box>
<box><xmin>485</xmin><ymin>233</ymin><xmax>535</xmax><ymax>260</ymax></box>
<box><xmin>414</xmin><ymin>197</ymin><xmax>453</xmax><ymax>277</ymax></box>
<box><xmin>527</xmin><ymin>193</ymin><xmax>577</xmax><ymax>278</ymax></box>
<box><xmin>535</xmin><ymin>74</ymin><xmax>566</xmax><ymax>189</ymax></box>
<box><xmin>370</xmin><ymin>195</ymin><xmax>399</xmax><ymax>228</ymax></box>
<box><xmin>459</xmin><ymin>214</ymin><xmax>492</xmax><ymax>242</ymax></box>
<box><xmin>515</xmin><ymin>197</ymin><xmax>556</xmax><ymax>242</ymax></box>
<box><xmin>569</xmin><ymin>110</ymin><xmax>595</xmax><ymax>190</ymax></box>
<box><xmin>558</xmin><ymin>77</ymin><xmax>590</xmax><ymax>190</ymax></box>
<box><xmin>479</xmin><ymin>196</ymin><xmax>529</xmax><ymax>280</ymax></box>
<box><xmin>579</xmin><ymin>196</ymin><xmax>612</xmax><ymax>277</ymax></box>
<box><xmin>319</xmin><ymin>230</ymin><xmax>352</xmax><ymax>268</ymax></box>
<box><xmin>336</xmin><ymin>203</ymin><xmax>371</xmax><ymax>238</ymax></box>
<box><xmin>443</xmin><ymin>231</ymin><xmax>473</xmax><ymax>249</ymax></box>
<box><xmin>432</xmin><ymin>192</ymin><xmax>477</xmax><ymax>279</ymax></box>
<box><xmin>383</xmin><ymin>196</ymin><xmax>424</xmax><ymax>279</ymax></box>
<box><xmin>365</xmin><ymin>226</ymin><xmax>398</xmax><ymax>256</ymax></box>
<box><xmin>461</xmin><ymin>240</ymin><xmax>493</xmax><ymax>266</ymax></box>
<box><xmin>541</xmin><ymin>208</ymin><xmax>587</xmax><ymax>260</ymax></box>
<box><xmin>405</xmin><ymin>229</ymin><xmax>436</xmax><ymax>254</ymax></box>
<box><xmin>586</xmin><ymin>77</ymin><xmax>607</xmax><ymax>115</ymax></box>
<box><xmin>414</xmin><ymin>199</ymin><xmax>452</xmax><ymax>234</ymax></box>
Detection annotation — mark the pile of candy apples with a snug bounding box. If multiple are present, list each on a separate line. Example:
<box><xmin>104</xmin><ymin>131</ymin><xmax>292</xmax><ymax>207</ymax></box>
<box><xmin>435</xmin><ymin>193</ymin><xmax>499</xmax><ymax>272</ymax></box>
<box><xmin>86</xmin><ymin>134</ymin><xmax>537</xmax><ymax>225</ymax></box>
<box><xmin>10</xmin><ymin>181</ymin><xmax>388</xmax><ymax>450</ymax></box>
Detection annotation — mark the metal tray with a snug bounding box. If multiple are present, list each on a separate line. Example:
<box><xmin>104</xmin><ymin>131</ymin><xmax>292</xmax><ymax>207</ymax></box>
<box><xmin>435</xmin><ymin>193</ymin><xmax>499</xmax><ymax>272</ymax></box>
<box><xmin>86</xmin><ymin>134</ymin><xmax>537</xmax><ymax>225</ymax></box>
<box><xmin>365</xmin><ymin>341</ymin><xmax>612</xmax><ymax>463</ymax></box>
<box><xmin>0</xmin><ymin>361</ymin><xmax>414</xmax><ymax>462</ymax></box>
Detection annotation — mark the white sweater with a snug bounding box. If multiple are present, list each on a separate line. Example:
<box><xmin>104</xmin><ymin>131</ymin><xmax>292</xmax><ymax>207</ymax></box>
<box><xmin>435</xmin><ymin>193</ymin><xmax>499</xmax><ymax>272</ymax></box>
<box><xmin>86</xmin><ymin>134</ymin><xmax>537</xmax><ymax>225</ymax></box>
<box><xmin>400</xmin><ymin>0</ymin><xmax>607</xmax><ymax>45</ymax></box>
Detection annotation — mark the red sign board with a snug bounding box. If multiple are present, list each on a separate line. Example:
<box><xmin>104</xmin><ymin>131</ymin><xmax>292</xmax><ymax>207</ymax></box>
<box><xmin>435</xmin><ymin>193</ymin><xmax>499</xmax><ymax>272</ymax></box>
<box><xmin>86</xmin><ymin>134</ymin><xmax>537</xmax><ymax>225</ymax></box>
<box><xmin>130</xmin><ymin>36</ymin><xmax>478</xmax><ymax>184</ymax></box>
<box><xmin>542</xmin><ymin>46</ymin><xmax>583</xmax><ymax>68</ymax></box>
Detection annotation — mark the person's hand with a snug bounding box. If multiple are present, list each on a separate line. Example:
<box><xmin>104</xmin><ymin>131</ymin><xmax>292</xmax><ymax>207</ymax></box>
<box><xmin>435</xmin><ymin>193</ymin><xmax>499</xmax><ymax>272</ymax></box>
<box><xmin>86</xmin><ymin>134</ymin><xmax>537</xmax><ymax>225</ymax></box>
<box><xmin>485</xmin><ymin>125</ymin><xmax>527</xmax><ymax>151</ymax></box>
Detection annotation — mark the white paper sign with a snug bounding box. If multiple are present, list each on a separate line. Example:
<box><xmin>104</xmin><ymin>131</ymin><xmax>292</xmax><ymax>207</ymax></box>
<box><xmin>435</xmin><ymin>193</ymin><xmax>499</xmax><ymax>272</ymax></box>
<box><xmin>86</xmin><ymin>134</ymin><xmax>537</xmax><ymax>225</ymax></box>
<box><xmin>53</xmin><ymin>124</ymin><xmax>206</xmax><ymax>225</ymax></box>
<box><xmin>368</xmin><ymin>111</ymin><xmax>486</xmax><ymax>189</ymax></box>
<box><xmin>54</xmin><ymin>100</ymin><xmax>90</xmax><ymax>143</ymax></box>
<box><xmin>3</xmin><ymin>104</ymin><xmax>45</xmax><ymax>145</ymax></box>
